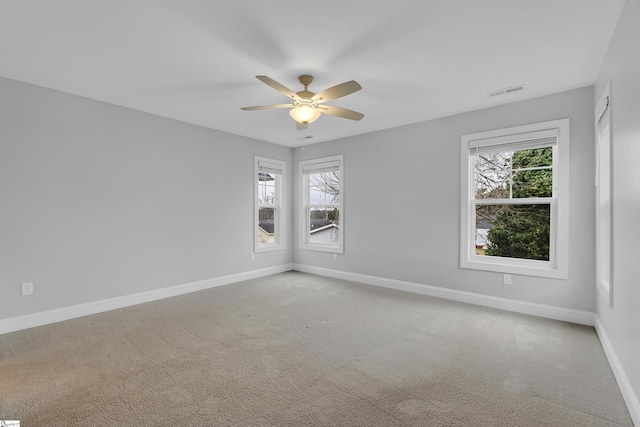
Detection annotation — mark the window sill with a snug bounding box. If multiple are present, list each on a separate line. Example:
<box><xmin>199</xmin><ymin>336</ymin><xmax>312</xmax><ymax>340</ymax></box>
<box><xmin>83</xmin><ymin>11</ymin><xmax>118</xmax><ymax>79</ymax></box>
<box><xmin>255</xmin><ymin>245</ymin><xmax>285</xmax><ymax>254</ymax></box>
<box><xmin>300</xmin><ymin>244</ymin><xmax>343</xmax><ymax>254</ymax></box>
<box><xmin>461</xmin><ymin>256</ymin><xmax>567</xmax><ymax>280</ymax></box>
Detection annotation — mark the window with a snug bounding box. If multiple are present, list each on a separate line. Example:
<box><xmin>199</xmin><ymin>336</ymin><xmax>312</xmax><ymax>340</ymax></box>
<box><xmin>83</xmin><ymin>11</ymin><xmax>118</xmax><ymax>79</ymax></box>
<box><xmin>300</xmin><ymin>155</ymin><xmax>343</xmax><ymax>253</ymax></box>
<box><xmin>460</xmin><ymin>119</ymin><xmax>570</xmax><ymax>279</ymax></box>
<box><xmin>255</xmin><ymin>156</ymin><xmax>285</xmax><ymax>253</ymax></box>
<box><xmin>596</xmin><ymin>84</ymin><xmax>613</xmax><ymax>305</ymax></box>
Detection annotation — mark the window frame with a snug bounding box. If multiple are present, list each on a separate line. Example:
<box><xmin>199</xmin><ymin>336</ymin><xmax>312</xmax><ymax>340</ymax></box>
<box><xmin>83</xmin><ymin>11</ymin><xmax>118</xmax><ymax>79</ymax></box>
<box><xmin>254</xmin><ymin>156</ymin><xmax>286</xmax><ymax>253</ymax></box>
<box><xmin>460</xmin><ymin>119</ymin><xmax>570</xmax><ymax>279</ymax></box>
<box><xmin>595</xmin><ymin>83</ymin><xmax>613</xmax><ymax>305</ymax></box>
<box><xmin>299</xmin><ymin>154</ymin><xmax>344</xmax><ymax>253</ymax></box>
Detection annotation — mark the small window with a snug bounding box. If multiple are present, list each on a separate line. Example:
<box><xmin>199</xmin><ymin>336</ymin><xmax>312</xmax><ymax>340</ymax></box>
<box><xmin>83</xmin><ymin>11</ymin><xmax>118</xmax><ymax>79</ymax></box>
<box><xmin>460</xmin><ymin>119</ymin><xmax>570</xmax><ymax>279</ymax></box>
<box><xmin>300</xmin><ymin>155</ymin><xmax>343</xmax><ymax>253</ymax></box>
<box><xmin>255</xmin><ymin>156</ymin><xmax>285</xmax><ymax>253</ymax></box>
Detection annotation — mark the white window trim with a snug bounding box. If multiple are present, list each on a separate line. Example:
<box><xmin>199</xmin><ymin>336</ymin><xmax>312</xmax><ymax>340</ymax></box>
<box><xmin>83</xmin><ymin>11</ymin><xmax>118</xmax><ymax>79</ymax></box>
<box><xmin>595</xmin><ymin>83</ymin><xmax>613</xmax><ymax>306</ymax></box>
<box><xmin>254</xmin><ymin>156</ymin><xmax>286</xmax><ymax>253</ymax></box>
<box><xmin>299</xmin><ymin>154</ymin><xmax>344</xmax><ymax>254</ymax></box>
<box><xmin>460</xmin><ymin>118</ymin><xmax>570</xmax><ymax>279</ymax></box>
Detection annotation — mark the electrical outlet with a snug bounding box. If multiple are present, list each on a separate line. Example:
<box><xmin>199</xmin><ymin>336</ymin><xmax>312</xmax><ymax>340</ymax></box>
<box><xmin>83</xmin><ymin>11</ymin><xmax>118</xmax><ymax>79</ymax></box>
<box><xmin>250</xmin><ymin>252</ymin><xmax>255</xmax><ymax>260</ymax></box>
<box><xmin>333</xmin><ymin>254</ymin><xmax>338</xmax><ymax>262</ymax></box>
<box><xmin>22</xmin><ymin>282</ymin><xmax>33</xmax><ymax>296</ymax></box>
<box><xmin>503</xmin><ymin>274</ymin><xmax>512</xmax><ymax>285</ymax></box>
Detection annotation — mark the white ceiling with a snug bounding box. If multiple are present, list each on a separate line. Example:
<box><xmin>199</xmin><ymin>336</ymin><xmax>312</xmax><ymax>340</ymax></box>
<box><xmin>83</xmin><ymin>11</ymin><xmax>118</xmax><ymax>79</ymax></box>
<box><xmin>0</xmin><ymin>1</ymin><xmax>624</xmax><ymax>147</ymax></box>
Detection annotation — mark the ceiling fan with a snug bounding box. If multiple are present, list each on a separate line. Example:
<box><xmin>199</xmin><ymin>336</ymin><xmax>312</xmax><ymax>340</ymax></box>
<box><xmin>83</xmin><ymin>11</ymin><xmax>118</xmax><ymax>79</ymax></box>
<box><xmin>241</xmin><ymin>75</ymin><xmax>364</xmax><ymax>130</ymax></box>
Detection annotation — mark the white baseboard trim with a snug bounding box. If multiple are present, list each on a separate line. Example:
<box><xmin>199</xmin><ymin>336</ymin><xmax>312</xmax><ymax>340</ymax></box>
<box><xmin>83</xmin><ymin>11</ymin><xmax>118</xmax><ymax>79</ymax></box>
<box><xmin>594</xmin><ymin>316</ymin><xmax>640</xmax><ymax>426</ymax></box>
<box><xmin>293</xmin><ymin>264</ymin><xmax>595</xmax><ymax>326</ymax></box>
<box><xmin>0</xmin><ymin>264</ymin><xmax>294</xmax><ymax>335</ymax></box>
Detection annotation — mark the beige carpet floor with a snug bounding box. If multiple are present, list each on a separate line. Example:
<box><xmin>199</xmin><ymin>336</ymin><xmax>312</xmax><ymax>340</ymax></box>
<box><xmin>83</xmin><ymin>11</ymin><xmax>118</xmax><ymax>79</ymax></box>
<box><xmin>0</xmin><ymin>271</ymin><xmax>633</xmax><ymax>426</ymax></box>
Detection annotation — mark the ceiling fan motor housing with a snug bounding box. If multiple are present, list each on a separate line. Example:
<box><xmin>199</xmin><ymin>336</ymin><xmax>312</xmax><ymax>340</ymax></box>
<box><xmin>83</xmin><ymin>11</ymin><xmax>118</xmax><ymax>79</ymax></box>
<box><xmin>295</xmin><ymin>75</ymin><xmax>316</xmax><ymax>99</ymax></box>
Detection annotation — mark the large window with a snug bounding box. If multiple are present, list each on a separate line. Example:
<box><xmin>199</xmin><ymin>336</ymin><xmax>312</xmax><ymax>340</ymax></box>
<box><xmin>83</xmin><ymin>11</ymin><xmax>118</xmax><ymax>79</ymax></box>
<box><xmin>596</xmin><ymin>84</ymin><xmax>613</xmax><ymax>305</ymax></box>
<box><xmin>300</xmin><ymin>155</ymin><xmax>343</xmax><ymax>253</ymax></box>
<box><xmin>255</xmin><ymin>156</ymin><xmax>285</xmax><ymax>253</ymax></box>
<box><xmin>460</xmin><ymin>119</ymin><xmax>570</xmax><ymax>279</ymax></box>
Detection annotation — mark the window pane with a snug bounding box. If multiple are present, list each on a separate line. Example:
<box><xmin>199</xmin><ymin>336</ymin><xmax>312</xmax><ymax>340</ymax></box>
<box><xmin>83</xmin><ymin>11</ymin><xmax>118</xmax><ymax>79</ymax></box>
<box><xmin>512</xmin><ymin>169</ymin><xmax>552</xmax><ymax>198</ymax></box>
<box><xmin>513</xmin><ymin>147</ymin><xmax>552</xmax><ymax>169</ymax></box>
<box><xmin>258</xmin><ymin>207</ymin><xmax>276</xmax><ymax>244</ymax></box>
<box><xmin>258</xmin><ymin>173</ymin><xmax>276</xmax><ymax>204</ymax></box>
<box><xmin>309</xmin><ymin>208</ymin><xmax>339</xmax><ymax>244</ymax></box>
<box><xmin>309</xmin><ymin>171</ymin><xmax>340</xmax><ymax>204</ymax></box>
<box><xmin>475</xmin><ymin>147</ymin><xmax>553</xmax><ymax>200</ymax></box>
<box><xmin>475</xmin><ymin>204</ymin><xmax>550</xmax><ymax>261</ymax></box>
<box><xmin>512</xmin><ymin>147</ymin><xmax>553</xmax><ymax>198</ymax></box>
<box><xmin>474</xmin><ymin>153</ymin><xmax>510</xmax><ymax>199</ymax></box>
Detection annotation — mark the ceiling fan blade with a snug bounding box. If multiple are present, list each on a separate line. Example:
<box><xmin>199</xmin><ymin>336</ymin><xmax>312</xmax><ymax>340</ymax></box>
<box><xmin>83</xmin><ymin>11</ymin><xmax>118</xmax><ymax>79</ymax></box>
<box><xmin>241</xmin><ymin>103</ymin><xmax>293</xmax><ymax>111</ymax></box>
<box><xmin>317</xmin><ymin>105</ymin><xmax>364</xmax><ymax>121</ymax></box>
<box><xmin>296</xmin><ymin>122</ymin><xmax>308</xmax><ymax>130</ymax></box>
<box><xmin>255</xmin><ymin>75</ymin><xmax>299</xmax><ymax>100</ymax></box>
<box><xmin>312</xmin><ymin>80</ymin><xmax>362</xmax><ymax>103</ymax></box>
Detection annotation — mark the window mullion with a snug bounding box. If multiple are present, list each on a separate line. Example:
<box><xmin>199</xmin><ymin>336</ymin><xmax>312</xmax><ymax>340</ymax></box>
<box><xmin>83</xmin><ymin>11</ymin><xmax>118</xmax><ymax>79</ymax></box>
<box><xmin>509</xmin><ymin>154</ymin><xmax>513</xmax><ymax>199</ymax></box>
<box><xmin>474</xmin><ymin>197</ymin><xmax>553</xmax><ymax>206</ymax></box>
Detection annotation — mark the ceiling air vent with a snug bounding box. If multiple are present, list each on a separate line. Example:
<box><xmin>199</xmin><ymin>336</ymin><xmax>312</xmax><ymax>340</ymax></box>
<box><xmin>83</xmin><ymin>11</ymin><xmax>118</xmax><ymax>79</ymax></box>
<box><xmin>488</xmin><ymin>85</ymin><xmax>525</xmax><ymax>97</ymax></box>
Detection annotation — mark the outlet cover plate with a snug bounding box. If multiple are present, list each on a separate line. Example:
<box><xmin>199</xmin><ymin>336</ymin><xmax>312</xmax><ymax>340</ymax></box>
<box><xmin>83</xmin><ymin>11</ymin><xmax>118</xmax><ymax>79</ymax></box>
<box><xmin>22</xmin><ymin>282</ymin><xmax>34</xmax><ymax>295</ymax></box>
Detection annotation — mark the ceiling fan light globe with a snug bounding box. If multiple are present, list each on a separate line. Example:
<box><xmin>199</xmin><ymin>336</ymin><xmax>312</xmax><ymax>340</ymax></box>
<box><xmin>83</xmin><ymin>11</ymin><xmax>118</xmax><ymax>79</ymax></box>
<box><xmin>289</xmin><ymin>105</ymin><xmax>321</xmax><ymax>124</ymax></box>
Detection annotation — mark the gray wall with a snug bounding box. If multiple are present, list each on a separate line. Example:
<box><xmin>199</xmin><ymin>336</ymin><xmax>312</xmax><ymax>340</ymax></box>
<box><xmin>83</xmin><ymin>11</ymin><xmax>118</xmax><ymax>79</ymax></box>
<box><xmin>0</xmin><ymin>77</ymin><xmax>597</xmax><ymax>320</ymax></box>
<box><xmin>294</xmin><ymin>86</ymin><xmax>595</xmax><ymax>312</ymax></box>
<box><xmin>595</xmin><ymin>0</ymin><xmax>640</xmax><ymax>410</ymax></box>
<box><xmin>0</xmin><ymin>77</ymin><xmax>292</xmax><ymax>319</ymax></box>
